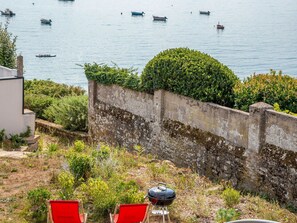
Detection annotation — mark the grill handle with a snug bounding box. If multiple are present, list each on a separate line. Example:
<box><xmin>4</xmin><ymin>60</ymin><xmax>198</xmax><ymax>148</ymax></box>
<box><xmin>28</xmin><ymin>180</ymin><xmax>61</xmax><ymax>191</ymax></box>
<box><xmin>158</xmin><ymin>182</ymin><xmax>167</xmax><ymax>191</ymax></box>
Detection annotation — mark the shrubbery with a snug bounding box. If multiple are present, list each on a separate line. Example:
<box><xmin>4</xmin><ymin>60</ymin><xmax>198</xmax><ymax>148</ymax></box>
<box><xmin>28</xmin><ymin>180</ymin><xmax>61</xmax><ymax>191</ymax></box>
<box><xmin>85</xmin><ymin>63</ymin><xmax>141</xmax><ymax>91</ymax></box>
<box><xmin>26</xmin><ymin>188</ymin><xmax>51</xmax><ymax>223</ymax></box>
<box><xmin>24</xmin><ymin>79</ymin><xmax>87</xmax><ymax>131</ymax></box>
<box><xmin>44</xmin><ymin>95</ymin><xmax>88</xmax><ymax>131</ymax></box>
<box><xmin>0</xmin><ymin>23</ymin><xmax>16</xmax><ymax>68</ymax></box>
<box><xmin>85</xmin><ymin>48</ymin><xmax>239</xmax><ymax>107</ymax></box>
<box><xmin>141</xmin><ymin>48</ymin><xmax>239</xmax><ymax>107</ymax></box>
<box><xmin>234</xmin><ymin>70</ymin><xmax>297</xmax><ymax>113</ymax></box>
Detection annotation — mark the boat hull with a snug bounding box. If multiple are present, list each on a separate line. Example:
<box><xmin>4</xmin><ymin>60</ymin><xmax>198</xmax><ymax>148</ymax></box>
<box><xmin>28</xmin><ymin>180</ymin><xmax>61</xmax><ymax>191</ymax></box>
<box><xmin>199</xmin><ymin>11</ymin><xmax>210</xmax><ymax>15</ymax></box>
<box><xmin>131</xmin><ymin>11</ymin><xmax>144</xmax><ymax>16</ymax></box>
<box><xmin>153</xmin><ymin>16</ymin><xmax>167</xmax><ymax>21</ymax></box>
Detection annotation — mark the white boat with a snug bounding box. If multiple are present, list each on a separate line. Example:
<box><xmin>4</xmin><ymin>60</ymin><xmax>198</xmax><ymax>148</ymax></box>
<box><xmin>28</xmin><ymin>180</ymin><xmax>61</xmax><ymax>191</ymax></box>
<box><xmin>1</xmin><ymin>9</ymin><xmax>15</xmax><ymax>16</ymax></box>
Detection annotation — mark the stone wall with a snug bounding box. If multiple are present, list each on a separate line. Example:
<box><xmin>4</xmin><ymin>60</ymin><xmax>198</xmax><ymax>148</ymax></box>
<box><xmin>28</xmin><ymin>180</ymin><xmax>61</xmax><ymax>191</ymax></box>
<box><xmin>88</xmin><ymin>81</ymin><xmax>297</xmax><ymax>206</ymax></box>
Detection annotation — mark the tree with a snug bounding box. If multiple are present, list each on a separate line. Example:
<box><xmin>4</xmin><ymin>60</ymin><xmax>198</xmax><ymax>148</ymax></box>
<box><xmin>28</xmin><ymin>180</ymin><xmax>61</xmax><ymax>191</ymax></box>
<box><xmin>0</xmin><ymin>23</ymin><xmax>17</xmax><ymax>68</ymax></box>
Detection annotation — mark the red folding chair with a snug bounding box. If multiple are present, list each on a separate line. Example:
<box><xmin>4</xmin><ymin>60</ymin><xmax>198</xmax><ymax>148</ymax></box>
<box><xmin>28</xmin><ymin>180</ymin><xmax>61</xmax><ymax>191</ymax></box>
<box><xmin>110</xmin><ymin>203</ymin><xmax>150</xmax><ymax>223</ymax></box>
<box><xmin>48</xmin><ymin>200</ymin><xmax>88</xmax><ymax>223</ymax></box>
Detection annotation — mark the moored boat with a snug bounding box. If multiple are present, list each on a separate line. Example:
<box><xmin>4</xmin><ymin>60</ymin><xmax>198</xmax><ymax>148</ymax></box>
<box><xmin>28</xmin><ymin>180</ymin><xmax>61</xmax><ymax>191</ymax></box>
<box><xmin>217</xmin><ymin>22</ymin><xmax>224</xmax><ymax>30</ymax></box>
<box><xmin>41</xmin><ymin>19</ymin><xmax>52</xmax><ymax>25</ymax></box>
<box><xmin>131</xmin><ymin>11</ymin><xmax>145</xmax><ymax>16</ymax></box>
<box><xmin>153</xmin><ymin>16</ymin><xmax>167</xmax><ymax>21</ymax></box>
<box><xmin>1</xmin><ymin>9</ymin><xmax>15</xmax><ymax>16</ymax></box>
<box><xmin>199</xmin><ymin>11</ymin><xmax>210</xmax><ymax>15</ymax></box>
<box><xmin>36</xmin><ymin>54</ymin><xmax>56</xmax><ymax>58</ymax></box>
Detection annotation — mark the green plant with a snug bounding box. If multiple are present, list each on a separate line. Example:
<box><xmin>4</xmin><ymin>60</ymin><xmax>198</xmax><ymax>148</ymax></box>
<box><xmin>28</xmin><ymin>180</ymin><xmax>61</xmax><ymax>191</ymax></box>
<box><xmin>274</xmin><ymin>103</ymin><xmax>297</xmax><ymax>116</ymax></box>
<box><xmin>68</xmin><ymin>153</ymin><xmax>94</xmax><ymax>181</ymax></box>
<box><xmin>58</xmin><ymin>171</ymin><xmax>75</xmax><ymax>200</ymax></box>
<box><xmin>44</xmin><ymin>95</ymin><xmax>88</xmax><ymax>131</ymax></box>
<box><xmin>215</xmin><ymin>208</ymin><xmax>240</xmax><ymax>223</ymax></box>
<box><xmin>141</xmin><ymin>48</ymin><xmax>239</xmax><ymax>107</ymax></box>
<box><xmin>114</xmin><ymin>180</ymin><xmax>145</xmax><ymax>204</ymax></box>
<box><xmin>222</xmin><ymin>187</ymin><xmax>241</xmax><ymax>208</ymax></box>
<box><xmin>234</xmin><ymin>71</ymin><xmax>297</xmax><ymax>113</ymax></box>
<box><xmin>73</xmin><ymin>140</ymin><xmax>85</xmax><ymax>152</ymax></box>
<box><xmin>0</xmin><ymin>23</ymin><xmax>16</xmax><ymax>68</ymax></box>
<box><xmin>9</xmin><ymin>134</ymin><xmax>25</xmax><ymax>148</ymax></box>
<box><xmin>24</xmin><ymin>79</ymin><xmax>85</xmax><ymax>98</ymax></box>
<box><xmin>47</xmin><ymin>143</ymin><xmax>59</xmax><ymax>153</ymax></box>
<box><xmin>92</xmin><ymin>144</ymin><xmax>111</xmax><ymax>160</ymax></box>
<box><xmin>27</xmin><ymin>188</ymin><xmax>51</xmax><ymax>223</ymax></box>
<box><xmin>20</xmin><ymin>126</ymin><xmax>31</xmax><ymax>138</ymax></box>
<box><xmin>78</xmin><ymin>178</ymin><xmax>116</xmax><ymax>219</ymax></box>
<box><xmin>0</xmin><ymin>129</ymin><xmax>5</xmax><ymax>143</ymax></box>
<box><xmin>25</xmin><ymin>94</ymin><xmax>56</xmax><ymax>119</ymax></box>
<box><xmin>85</xmin><ymin>63</ymin><xmax>142</xmax><ymax>91</ymax></box>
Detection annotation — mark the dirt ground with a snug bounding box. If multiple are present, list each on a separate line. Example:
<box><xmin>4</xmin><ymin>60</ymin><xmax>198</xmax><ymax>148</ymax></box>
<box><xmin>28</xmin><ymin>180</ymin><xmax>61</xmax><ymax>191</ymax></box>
<box><xmin>0</xmin><ymin>140</ymin><xmax>62</xmax><ymax>223</ymax></box>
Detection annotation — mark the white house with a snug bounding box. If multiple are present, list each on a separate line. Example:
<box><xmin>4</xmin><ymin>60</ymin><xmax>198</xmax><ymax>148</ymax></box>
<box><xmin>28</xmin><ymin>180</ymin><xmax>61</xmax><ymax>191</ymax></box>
<box><xmin>0</xmin><ymin>56</ymin><xmax>35</xmax><ymax>137</ymax></box>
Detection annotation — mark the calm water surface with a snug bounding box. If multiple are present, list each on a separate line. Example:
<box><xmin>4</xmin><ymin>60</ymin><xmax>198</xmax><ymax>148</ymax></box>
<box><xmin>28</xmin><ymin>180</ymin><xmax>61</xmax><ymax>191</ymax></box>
<box><xmin>1</xmin><ymin>0</ymin><xmax>297</xmax><ymax>89</ymax></box>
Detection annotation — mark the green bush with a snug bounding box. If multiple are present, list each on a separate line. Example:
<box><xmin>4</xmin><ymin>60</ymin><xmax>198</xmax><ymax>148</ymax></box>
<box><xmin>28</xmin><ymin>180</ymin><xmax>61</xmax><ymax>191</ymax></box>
<box><xmin>27</xmin><ymin>188</ymin><xmax>51</xmax><ymax>223</ymax></box>
<box><xmin>0</xmin><ymin>23</ymin><xmax>16</xmax><ymax>68</ymax></box>
<box><xmin>234</xmin><ymin>71</ymin><xmax>297</xmax><ymax>113</ymax></box>
<box><xmin>79</xmin><ymin>178</ymin><xmax>116</xmax><ymax>219</ymax></box>
<box><xmin>141</xmin><ymin>48</ymin><xmax>239</xmax><ymax>107</ymax></box>
<box><xmin>68</xmin><ymin>153</ymin><xmax>94</xmax><ymax>181</ymax></box>
<box><xmin>58</xmin><ymin>171</ymin><xmax>75</xmax><ymax>200</ymax></box>
<box><xmin>10</xmin><ymin>134</ymin><xmax>26</xmax><ymax>148</ymax></box>
<box><xmin>0</xmin><ymin>129</ymin><xmax>5</xmax><ymax>143</ymax></box>
<box><xmin>25</xmin><ymin>94</ymin><xmax>56</xmax><ymax>119</ymax></box>
<box><xmin>47</xmin><ymin>143</ymin><xmax>59</xmax><ymax>153</ymax></box>
<box><xmin>215</xmin><ymin>208</ymin><xmax>240</xmax><ymax>223</ymax></box>
<box><xmin>85</xmin><ymin>63</ymin><xmax>142</xmax><ymax>91</ymax></box>
<box><xmin>274</xmin><ymin>103</ymin><xmax>297</xmax><ymax>116</ymax></box>
<box><xmin>24</xmin><ymin>79</ymin><xmax>85</xmax><ymax>98</ymax></box>
<box><xmin>44</xmin><ymin>95</ymin><xmax>88</xmax><ymax>131</ymax></box>
<box><xmin>222</xmin><ymin>187</ymin><xmax>241</xmax><ymax>208</ymax></box>
<box><xmin>73</xmin><ymin>140</ymin><xmax>86</xmax><ymax>152</ymax></box>
<box><xmin>24</xmin><ymin>79</ymin><xmax>86</xmax><ymax>120</ymax></box>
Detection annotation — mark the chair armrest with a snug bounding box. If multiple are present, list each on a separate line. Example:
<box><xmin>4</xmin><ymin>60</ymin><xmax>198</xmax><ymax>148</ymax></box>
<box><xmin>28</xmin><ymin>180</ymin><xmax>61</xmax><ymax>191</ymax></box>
<box><xmin>110</xmin><ymin>213</ymin><xmax>114</xmax><ymax>223</ymax></box>
<box><xmin>83</xmin><ymin>213</ymin><xmax>88</xmax><ymax>223</ymax></box>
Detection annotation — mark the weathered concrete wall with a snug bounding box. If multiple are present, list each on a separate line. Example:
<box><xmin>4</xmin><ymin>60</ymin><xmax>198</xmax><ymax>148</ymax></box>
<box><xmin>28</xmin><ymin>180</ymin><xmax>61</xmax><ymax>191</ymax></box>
<box><xmin>88</xmin><ymin>81</ymin><xmax>297</xmax><ymax>206</ymax></box>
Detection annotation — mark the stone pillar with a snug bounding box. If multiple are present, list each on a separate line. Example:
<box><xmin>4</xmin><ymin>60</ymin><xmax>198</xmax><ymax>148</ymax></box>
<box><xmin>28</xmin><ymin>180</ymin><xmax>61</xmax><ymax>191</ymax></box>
<box><xmin>88</xmin><ymin>80</ymin><xmax>97</xmax><ymax>109</ymax></box>
<box><xmin>153</xmin><ymin>89</ymin><xmax>165</xmax><ymax>123</ymax></box>
<box><xmin>17</xmin><ymin>55</ymin><xmax>23</xmax><ymax>77</ymax></box>
<box><xmin>243</xmin><ymin>102</ymin><xmax>273</xmax><ymax>191</ymax></box>
<box><xmin>246</xmin><ymin>102</ymin><xmax>273</xmax><ymax>155</ymax></box>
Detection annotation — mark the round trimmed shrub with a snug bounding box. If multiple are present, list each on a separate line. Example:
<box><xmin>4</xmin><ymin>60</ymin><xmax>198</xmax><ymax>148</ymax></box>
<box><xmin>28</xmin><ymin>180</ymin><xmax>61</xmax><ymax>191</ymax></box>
<box><xmin>234</xmin><ymin>71</ymin><xmax>297</xmax><ymax>112</ymax></box>
<box><xmin>141</xmin><ymin>48</ymin><xmax>239</xmax><ymax>107</ymax></box>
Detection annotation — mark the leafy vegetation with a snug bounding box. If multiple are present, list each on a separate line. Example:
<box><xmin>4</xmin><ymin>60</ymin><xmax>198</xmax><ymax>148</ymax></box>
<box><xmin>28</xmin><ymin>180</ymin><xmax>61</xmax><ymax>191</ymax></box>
<box><xmin>222</xmin><ymin>187</ymin><xmax>241</xmax><ymax>208</ymax></box>
<box><xmin>0</xmin><ymin>23</ymin><xmax>16</xmax><ymax>68</ymax></box>
<box><xmin>24</xmin><ymin>79</ymin><xmax>87</xmax><ymax>131</ymax></box>
<box><xmin>234</xmin><ymin>70</ymin><xmax>297</xmax><ymax>113</ymax></box>
<box><xmin>85</xmin><ymin>48</ymin><xmax>239</xmax><ymax>107</ymax></box>
<box><xmin>26</xmin><ymin>188</ymin><xmax>51</xmax><ymax>223</ymax></box>
<box><xmin>141</xmin><ymin>48</ymin><xmax>239</xmax><ymax>107</ymax></box>
<box><xmin>215</xmin><ymin>208</ymin><xmax>240</xmax><ymax>223</ymax></box>
<box><xmin>85</xmin><ymin>63</ymin><xmax>142</xmax><ymax>91</ymax></box>
<box><xmin>44</xmin><ymin>95</ymin><xmax>88</xmax><ymax>131</ymax></box>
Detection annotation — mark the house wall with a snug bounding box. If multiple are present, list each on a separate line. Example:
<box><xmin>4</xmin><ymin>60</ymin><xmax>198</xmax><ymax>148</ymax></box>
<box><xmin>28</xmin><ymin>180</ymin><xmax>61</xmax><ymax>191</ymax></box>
<box><xmin>88</xmin><ymin>81</ymin><xmax>297</xmax><ymax>206</ymax></box>
<box><xmin>0</xmin><ymin>66</ymin><xmax>35</xmax><ymax>136</ymax></box>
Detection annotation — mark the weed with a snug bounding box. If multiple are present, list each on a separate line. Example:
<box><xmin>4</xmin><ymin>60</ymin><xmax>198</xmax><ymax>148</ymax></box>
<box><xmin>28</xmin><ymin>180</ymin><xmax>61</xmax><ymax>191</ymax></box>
<box><xmin>73</xmin><ymin>140</ymin><xmax>85</xmax><ymax>152</ymax></box>
<box><xmin>26</xmin><ymin>188</ymin><xmax>51</xmax><ymax>223</ymax></box>
<box><xmin>47</xmin><ymin>143</ymin><xmax>59</xmax><ymax>153</ymax></box>
<box><xmin>58</xmin><ymin>171</ymin><xmax>75</xmax><ymax>200</ymax></box>
<box><xmin>9</xmin><ymin>134</ymin><xmax>26</xmax><ymax>149</ymax></box>
<box><xmin>215</xmin><ymin>208</ymin><xmax>240</xmax><ymax>223</ymax></box>
<box><xmin>222</xmin><ymin>187</ymin><xmax>241</xmax><ymax>208</ymax></box>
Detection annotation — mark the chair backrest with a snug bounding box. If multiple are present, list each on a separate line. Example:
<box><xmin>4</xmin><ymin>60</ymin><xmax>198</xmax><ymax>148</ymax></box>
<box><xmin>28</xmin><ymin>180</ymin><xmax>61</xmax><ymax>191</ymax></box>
<box><xmin>50</xmin><ymin>200</ymin><xmax>81</xmax><ymax>223</ymax></box>
<box><xmin>227</xmin><ymin>220</ymin><xmax>280</xmax><ymax>223</ymax></box>
<box><xmin>116</xmin><ymin>203</ymin><xmax>149</xmax><ymax>223</ymax></box>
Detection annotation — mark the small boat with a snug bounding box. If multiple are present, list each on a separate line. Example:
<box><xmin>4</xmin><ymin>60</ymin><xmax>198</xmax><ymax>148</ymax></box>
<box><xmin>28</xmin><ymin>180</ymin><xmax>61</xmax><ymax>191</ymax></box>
<box><xmin>36</xmin><ymin>54</ymin><xmax>56</xmax><ymax>58</ymax></box>
<box><xmin>131</xmin><ymin>11</ymin><xmax>145</xmax><ymax>16</ymax></box>
<box><xmin>153</xmin><ymin>16</ymin><xmax>167</xmax><ymax>22</ymax></box>
<box><xmin>217</xmin><ymin>22</ymin><xmax>224</xmax><ymax>30</ymax></box>
<box><xmin>1</xmin><ymin>9</ymin><xmax>16</xmax><ymax>16</ymax></box>
<box><xmin>41</xmin><ymin>18</ymin><xmax>52</xmax><ymax>25</ymax></box>
<box><xmin>199</xmin><ymin>11</ymin><xmax>210</xmax><ymax>15</ymax></box>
